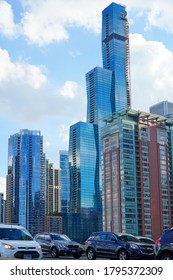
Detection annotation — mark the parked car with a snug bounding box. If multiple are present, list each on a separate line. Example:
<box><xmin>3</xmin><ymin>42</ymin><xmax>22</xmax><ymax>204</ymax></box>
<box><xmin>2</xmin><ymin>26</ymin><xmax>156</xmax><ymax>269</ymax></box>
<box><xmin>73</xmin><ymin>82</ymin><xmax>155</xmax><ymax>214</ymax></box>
<box><xmin>135</xmin><ymin>236</ymin><xmax>155</xmax><ymax>245</ymax></box>
<box><xmin>155</xmin><ymin>228</ymin><xmax>173</xmax><ymax>260</ymax></box>
<box><xmin>85</xmin><ymin>232</ymin><xmax>155</xmax><ymax>260</ymax></box>
<box><xmin>0</xmin><ymin>223</ymin><xmax>42</xmax><ymax>259</ymax></box>
<box><xmin>34</xmin><ymin>232</ymin><xmax>84</xmax><ymax>259</ymax></box>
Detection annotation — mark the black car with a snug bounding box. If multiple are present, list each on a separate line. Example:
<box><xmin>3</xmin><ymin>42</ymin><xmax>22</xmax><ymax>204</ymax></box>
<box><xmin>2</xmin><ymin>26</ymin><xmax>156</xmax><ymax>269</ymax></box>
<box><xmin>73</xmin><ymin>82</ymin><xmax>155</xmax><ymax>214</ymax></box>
<box><xmin>85</xmin><ymin>232</ymin><xmax>155</xmax><ymax>260</ymax></box>
<box><xmin>34</xmin><ymin>232</ymin><xmax>84</xmax><ymax>259</ymax></box>
<box><xmin>155</xmin><ymin>228</ymin><xmax>173</xmax><ymax>260</ymax></box>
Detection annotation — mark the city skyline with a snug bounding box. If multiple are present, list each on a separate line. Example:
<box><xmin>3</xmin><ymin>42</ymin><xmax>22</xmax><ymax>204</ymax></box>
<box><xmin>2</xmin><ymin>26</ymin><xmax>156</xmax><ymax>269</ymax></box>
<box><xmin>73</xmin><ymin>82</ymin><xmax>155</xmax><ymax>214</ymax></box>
<box><xmin>1</xmin><ymin>0</ymin><xmax>173</xmax><ymax>196</ymax></box>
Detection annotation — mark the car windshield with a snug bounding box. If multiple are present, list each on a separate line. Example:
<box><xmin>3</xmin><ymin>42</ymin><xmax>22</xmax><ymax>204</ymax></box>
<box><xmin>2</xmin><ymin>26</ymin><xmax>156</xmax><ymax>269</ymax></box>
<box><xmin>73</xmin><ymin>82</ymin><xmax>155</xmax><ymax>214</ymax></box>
<box><xmin>118</xmin><ymin>234</ymin><xmax>140</xmax><ymax>243</ymax></box>
<box><xmin>0</xmin><ymin>228</ymin><xmax>33</xmax><ymax>241</ymax></box>
<box><xmin>138</xmin><ymin>238</ymin><xmax>155</xmax><ymax>244</ymax></box>
<box><xmin>51</xmin><ymin>234</ymin><xmax>71</xmax><ymax>241</ymax></box>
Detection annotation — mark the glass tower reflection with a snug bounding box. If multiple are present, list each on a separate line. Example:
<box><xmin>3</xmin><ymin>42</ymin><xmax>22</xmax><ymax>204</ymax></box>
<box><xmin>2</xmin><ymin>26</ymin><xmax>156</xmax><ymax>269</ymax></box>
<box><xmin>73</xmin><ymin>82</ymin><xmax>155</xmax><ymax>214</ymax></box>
<box><xmin>7</xmin><ymin>129</ymin><xmax>45</xmax><ymax>236</ymax></box>
<box><xmin>69</xmin><ymin>122</ymin><xmax>102</xmax><ymax>242</ymax></box>
<box><xmin>59</xmin><ymin>150</ymin><xmax>70</xmax><ymax>213</ymax></box>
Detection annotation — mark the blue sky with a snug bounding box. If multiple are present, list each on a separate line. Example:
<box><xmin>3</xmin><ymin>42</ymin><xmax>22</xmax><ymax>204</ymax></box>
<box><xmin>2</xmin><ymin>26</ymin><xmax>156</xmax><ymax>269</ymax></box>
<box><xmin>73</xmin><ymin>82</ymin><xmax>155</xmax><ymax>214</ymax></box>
<box><xmin>1</xmin><ymin>0</ymin><xmax>173</xmax><ymax>195</ymax></box>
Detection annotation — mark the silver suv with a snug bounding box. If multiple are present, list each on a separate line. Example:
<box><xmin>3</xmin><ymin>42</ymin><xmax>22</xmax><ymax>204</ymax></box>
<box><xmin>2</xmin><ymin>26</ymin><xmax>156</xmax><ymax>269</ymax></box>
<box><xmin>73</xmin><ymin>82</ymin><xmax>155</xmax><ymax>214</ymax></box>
<box><xmin>0</xmin><ymin>223</ymin><xmax>42</xmax><ymax>259</ymax></box>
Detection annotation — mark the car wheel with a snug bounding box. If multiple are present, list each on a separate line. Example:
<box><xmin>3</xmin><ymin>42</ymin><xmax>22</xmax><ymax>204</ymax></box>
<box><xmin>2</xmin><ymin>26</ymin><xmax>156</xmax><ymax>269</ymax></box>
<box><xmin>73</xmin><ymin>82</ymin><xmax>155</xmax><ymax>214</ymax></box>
<box><xmin>117</xmin><ymin>249</ymin><xmax>128</xmax><ymax>260</ymax></box>
<box><xmin>86</xmin><ymin>248</ymin><xmax>96</xmax><ymax>260</ymax></box>
<box><xmin>161</xmin><ymin>253</ymin><xmax>173</xmax><ymax>260</ymax></box>
<box><xmin>73</xmin><ymin>254</ymin><xmax>81</xmax><ymax>259</ymax></box>
<box><xmin>51</xmin><ymin>247</ymin><xmax>59</xmax><ymax>258</ymax></box>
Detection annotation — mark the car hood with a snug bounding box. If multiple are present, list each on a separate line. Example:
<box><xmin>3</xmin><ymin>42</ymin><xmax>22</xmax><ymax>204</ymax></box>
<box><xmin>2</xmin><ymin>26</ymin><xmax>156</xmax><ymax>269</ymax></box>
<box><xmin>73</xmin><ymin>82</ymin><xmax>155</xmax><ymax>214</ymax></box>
<box><xmin>0</xmin><ymin>240</ymin><xmax>40</xmax><ymax>248</ymax></box>
<box><xmin>128</xmin><ymin>241</ymin><xmax>155</xmax><ymax>247</ymax></box>
<box><xmin>53</xmin><ymin>240</ymin><xmax>80</xmax><ymax>246</ymax></box>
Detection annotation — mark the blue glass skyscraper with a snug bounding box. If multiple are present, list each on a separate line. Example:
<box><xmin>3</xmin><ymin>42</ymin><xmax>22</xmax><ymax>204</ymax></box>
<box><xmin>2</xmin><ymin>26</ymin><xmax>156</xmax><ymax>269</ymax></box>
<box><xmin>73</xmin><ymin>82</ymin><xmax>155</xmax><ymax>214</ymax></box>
<box><xmin>86</xmin><ymin>67</ymin><xmax>113</xmax><ymax>125</ymax></box>
<box><xmin>69</xmin><ymin>122</ymin><xmax>102</xmax><ymax>242</ymax></box>
<box><xmin>69</xmin><ymin>3</ymin><xmax>130</xmax><ymax>242</ymax></box>
<box><xmin>6</xmin><ymin>129</ymin><xmax>45</xmax><ymax>236</ymax></box>
<box><xmin>102</xmin><ymin>2</ymin><xmax>131</xmax><ymax>112</ymax></box>
<box><xmin>59</xmin><ymin>150</ymin><xmax>70</xmax><ymax>213</ymax></box>
<box><xmin>86</xmin><ymin>3</ymin><xmax>130</xmax><ymax>119</ymax></box>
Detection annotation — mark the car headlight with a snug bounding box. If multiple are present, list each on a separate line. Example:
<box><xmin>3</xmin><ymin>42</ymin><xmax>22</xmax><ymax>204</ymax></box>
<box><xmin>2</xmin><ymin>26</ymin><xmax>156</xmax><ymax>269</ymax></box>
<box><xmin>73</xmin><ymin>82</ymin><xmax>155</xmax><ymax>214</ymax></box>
<box><xmin>2</xmin><ymin>243</ymin><xmax>15</xmax><ymax>250</ymax></box>
<box><xmin>130</xmin><ymin>243</ymin><xmax>139</xmax><ymax>250</ymax></box>
<box><xmin>59</xmin><ymin>242</ymin><xmax>68</xmax><ymax>248</ymax></box>
<box><xmin>37</xmin><ymin>245</ymin><xmax>42</xmax><ymax>250</ymax></box>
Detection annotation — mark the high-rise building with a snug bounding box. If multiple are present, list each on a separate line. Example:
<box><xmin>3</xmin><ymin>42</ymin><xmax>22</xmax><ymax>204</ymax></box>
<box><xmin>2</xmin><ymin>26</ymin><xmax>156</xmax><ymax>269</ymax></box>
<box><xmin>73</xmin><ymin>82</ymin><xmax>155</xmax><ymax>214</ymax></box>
<box><xmin>0</xmin><ymin>193</ymin><xmax>5</xmax><ymax>223</ymax></box>
<box><xmin>69</xmin><ymin>3</ymin><xmax>130</xmax><ymax>241</ymax></box>
<box><xmin>150</xmin><ymin>101</ymin><xmax>173</xmax><ymax>119</ymax></box>
<box><xmin>6</xmin><ymin>129</ymin><xmax>45</xmax><ymax>236</ymax></box>
<box><xmin>102</xmin><ymin>2</ymin><xmax>131</xmax><ymax>112</ymax></box>
<box><xmin>46</xmin><ymin>161</ymin><xmax>61</xmax><ymax>215</ymax></box>
<box><xmin>86</xmin><ymin>3</ymin><xmax>131</xmax><ymax>122</ymax></box>
<box><xmin>101</xmin><ymin>109</ymin><xmax>173</xmax><ymax>240</ymax></box>
<box><xmin>86</xmin><ymin>67</ymin><xmax>113</xmax><ymax>125</ymax></box>
<box><xmin>59</xmin><ymin>150</ymin><xmax>70</xmax><ymax>213</ymax></box>
<box><xmin>69</xmin><ymin>122</ymin><xmax>102</xmax><ymax>242</ymax></box>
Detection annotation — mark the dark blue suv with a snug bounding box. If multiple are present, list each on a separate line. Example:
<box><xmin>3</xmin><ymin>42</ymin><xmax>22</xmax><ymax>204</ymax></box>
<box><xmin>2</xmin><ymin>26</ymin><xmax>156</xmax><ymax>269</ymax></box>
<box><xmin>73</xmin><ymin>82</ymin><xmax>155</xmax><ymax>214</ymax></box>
<box><xmin>34</xmin><ymin>232</ymin><xmax>84</xmax><ymax>259</ymax></box>
<box><xmin>155</xmin><ymin>228</ymin><xmax>173</xmax><ymax>260</ymax></box>
<box><xmin>85</xmin><ymin>232</ymin><xmax>155</xmax><ymax>260</ymax></box>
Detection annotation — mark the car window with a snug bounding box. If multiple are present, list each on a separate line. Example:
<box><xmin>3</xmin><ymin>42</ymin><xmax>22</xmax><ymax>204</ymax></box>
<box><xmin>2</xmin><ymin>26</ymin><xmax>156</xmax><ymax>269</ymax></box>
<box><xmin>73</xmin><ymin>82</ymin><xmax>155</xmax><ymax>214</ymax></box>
<box><xmin>139</xmin><ymin>238</ymin><xmax>155</xmax><ymax>244</ymax></box>
<box><xmin>51</xmin><ymin>234</ymin><xmax>70</xmax><ymax>241</ymax></box>
<box><xmin>106</xmin><ymin>234</ymin><xmax>117</xmax><ymax>241</ymax></box>
<box><xmin>118</xmin><ymin>235</ymin><xmax>139</xmax><ymax>242</ymax></box>
<box><xmin>44</xmin><ymin>234</ymin><xmax>51</xmax><ymax>241</ymax></box>
<box><xmin>118</xmin><ymin>235</ymin><xmax>127</xmax><ymax>242</ymax></box>
<box><xmin>35</xmin><ymin>234</ymin><xmax>45</xmax><ymax>240</ymax></box>
<box><xmin>88</xmin><ymin>233</ymin><xmax>99</xmax><ymax>240</ymax></box>
<box><xmin>126</xmin><ymin>235</ymin><xmax>139</xmax><ymax>242</ymax></box>
<box><xmin>0</xmin><ymin>228</ymin><xmax>33</xmax><ymax>240</ymax></box>
<box><xmin>61</xmin><ymin>234</ymin><xmax>71</xmax><ymax>241</ymax></box>
<box><xmin>96</xmin><ymin>233</ymin><xmax>107</xmax><ymax>240</ymax></box>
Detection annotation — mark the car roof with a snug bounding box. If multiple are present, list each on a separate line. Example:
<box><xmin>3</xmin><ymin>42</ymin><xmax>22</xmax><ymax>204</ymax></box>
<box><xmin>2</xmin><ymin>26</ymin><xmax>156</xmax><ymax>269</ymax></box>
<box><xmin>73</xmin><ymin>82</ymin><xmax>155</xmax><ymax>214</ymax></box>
<box><xmin>90</xmin><ymin>232</ymin><xmax>135</xmax><ymax>237</ymax></box>
<box><xmin>0</xmin><ymin>223</ymin><xmax>24</xmax><ymax>229</ymax></box>
<box><xmin>36</xmin><ymin>232</ymin><xmax>62</xmax><ymax>235</ymax></box>
<box><xmin>136</xmin><ymin>236</ymin><xmax>153</xmax><ymax>239</ymax></box>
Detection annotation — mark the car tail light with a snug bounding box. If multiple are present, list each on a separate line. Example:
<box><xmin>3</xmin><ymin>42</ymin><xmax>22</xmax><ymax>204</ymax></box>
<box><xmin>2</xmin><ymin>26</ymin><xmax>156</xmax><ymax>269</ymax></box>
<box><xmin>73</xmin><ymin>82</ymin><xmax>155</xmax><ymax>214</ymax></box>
<box><xmin>155</xmin><ymin>239</ymin><xmax>160</xmax><ymax>245</ymax></box>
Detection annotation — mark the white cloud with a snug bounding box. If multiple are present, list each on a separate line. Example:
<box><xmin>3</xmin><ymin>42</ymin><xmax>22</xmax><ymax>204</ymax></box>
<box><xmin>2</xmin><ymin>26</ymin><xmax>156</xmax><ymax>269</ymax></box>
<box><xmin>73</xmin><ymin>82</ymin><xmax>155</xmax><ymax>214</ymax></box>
<box><xmin>0</xmin><ymin>177</ymin><xmax>6</xmax><ymax>198</ymax></box>
<box><xmin>0</xmin><ymin>0</ymin><xmax>19</xmax><ymax>37</ymax></box>
<box><xmin>0</xmin><ymin>0</ymin><xmax>173</xmax><ymax>45</ymax></box>
<box><xmin>130</xmin><ymin>33</ymin><xmax>173</xmax><ymax>112</ymax></box>
<box><xmin>0</xmin><ymin>49</ymin><xmax>86</xmax><ymax>125</ymax></box>
<box><xmin>19</xmin><ymin>0</ymin><xmax>109</xmax><ymax>45</ymax></box>
<box><xmin>43</xmin><ymin>141</ymin><xmax>51</xmax><ymax>151</ymax></box>
<box><xmin>145</xmin><ymin>2</ymin><xmax>173</xmax><ymax>33</ymax></box>
<box><xmin>68</xmin><ymin>49</ymin><xmax>81</xmax><ymax>58</ymax></box>
<box><xmin>0</xmin><ymin>48</ymin><xmax>47</xmax><ymax>88</ymax></box>
<box><xmin>19</xmin><ymin>0</ymin><xmax>173</xmax><ymax>45</ymax></box>
<box><xmin>59</xmin><ymin>81</ymin><xmax>79</xmax><ymax>99</ymax></box>
<box><xmin>59</xmin><ymin>124</ymin><xmax>70</xmax><ymax>148</ymax></box>
<box><xmin>0</xmin><ymin>76</ymin><xmax>86</xmax><ymax>124</ymax></box>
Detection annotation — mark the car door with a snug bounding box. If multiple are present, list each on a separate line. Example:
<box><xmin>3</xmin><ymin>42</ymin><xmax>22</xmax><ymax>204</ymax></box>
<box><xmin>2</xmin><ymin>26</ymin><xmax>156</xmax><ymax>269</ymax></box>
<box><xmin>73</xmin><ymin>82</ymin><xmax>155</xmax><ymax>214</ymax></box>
<box><xmin>94</xmin><ymin>233</ymin><xmax>108</xmax><ymax>255</ymax></box>
<box><xmin>105</xmin><ymin>233</ymin><xmax>119</xmax><ymax>256</ymax></box>
<box><xmin>43</xmin><ymin>234</ymin><xmax>52</xmax><ymax>253</ymax></box>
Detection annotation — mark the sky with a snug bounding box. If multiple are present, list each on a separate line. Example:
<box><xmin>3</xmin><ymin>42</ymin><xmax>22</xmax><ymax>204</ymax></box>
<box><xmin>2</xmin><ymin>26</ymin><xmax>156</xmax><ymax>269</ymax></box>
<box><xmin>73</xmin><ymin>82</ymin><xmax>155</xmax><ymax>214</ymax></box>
<box><xmin>1</xmin><ymin>0</ymin><xmax>173</xmax><ymax>196</ymax></box>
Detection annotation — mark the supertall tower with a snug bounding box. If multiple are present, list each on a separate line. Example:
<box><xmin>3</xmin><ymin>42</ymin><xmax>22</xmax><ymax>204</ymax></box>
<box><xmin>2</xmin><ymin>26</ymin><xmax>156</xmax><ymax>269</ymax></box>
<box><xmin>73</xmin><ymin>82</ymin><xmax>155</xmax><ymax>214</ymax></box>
<box><xmin>102</xmin><ymin>2</ymin><xmax>131</xmax><ymax>112</ymax></box>
<box><xmin>86</xmin><ymin>3</ymin><xmax>131</xmax><ymax>124</ymax></box>
<box><xmin>69</xmin><ymin>2</ymin><xmax>130</xmax><ymax>242</ymax></box>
